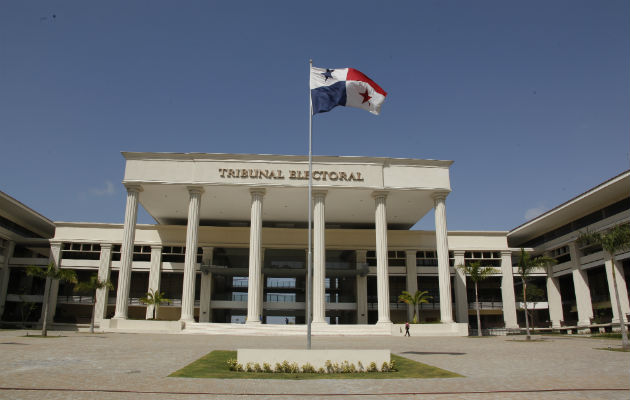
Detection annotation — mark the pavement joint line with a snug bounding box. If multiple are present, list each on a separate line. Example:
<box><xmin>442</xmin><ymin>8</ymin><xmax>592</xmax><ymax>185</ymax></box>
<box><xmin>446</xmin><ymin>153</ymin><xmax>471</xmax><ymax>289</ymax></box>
<box><xmin>0</xmin><ymin>387</ymin><xmax>628</xmax><ymax>396</ymax></box>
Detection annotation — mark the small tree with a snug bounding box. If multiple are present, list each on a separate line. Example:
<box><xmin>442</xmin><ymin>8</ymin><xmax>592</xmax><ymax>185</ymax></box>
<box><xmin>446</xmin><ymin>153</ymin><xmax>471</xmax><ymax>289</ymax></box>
<box><xmin>517</xmin><ymin>249</ymin><xmax>556</xmax><ymax>341</ymax></box>
<box><xmin>578</xmin><ymin>224</ymin><xmax>630</xmax><ymax>350</ymax></box>
<box><xmin>140</xmin><ymin>289</ymin><xmax>171</xmax><ymax>320</ymax></box>
<box><xmin>516</xmin><ymin>284</ymin><xmax>545</xmax><ymax>329</ymax></box>
<box><xmin>26</xmin><ymin>262</ymin><xmax>77</xmax><ymax>337</ymax></box>
<box><xmin>398</xmin><ymin>290</ymin><xmax>432</xmax><ymax>323</ymax></box>
<box><xmin>73</xmin><ymin>274</ymin><xmax>113</xmax><ymax>333</ymax></box>
<box><xmin>457</xmin><ymin>261</ymin><xmax>498</xmax><ymax>336</ymax></box>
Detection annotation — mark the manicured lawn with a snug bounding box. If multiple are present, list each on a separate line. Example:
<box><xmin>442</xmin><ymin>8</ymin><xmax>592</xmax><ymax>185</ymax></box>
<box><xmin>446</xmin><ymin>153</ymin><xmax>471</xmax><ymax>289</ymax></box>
<box><xmin>170</xmin><ymin>350</ymin><xmax>462</xmax><ymax>380</ymax></box>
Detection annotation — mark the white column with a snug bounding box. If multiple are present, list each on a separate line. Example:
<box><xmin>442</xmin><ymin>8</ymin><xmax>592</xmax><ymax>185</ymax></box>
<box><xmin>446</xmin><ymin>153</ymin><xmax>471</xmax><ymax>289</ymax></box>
<box><xmin>433</xmin><ymin>192</ymin><xmax>453</xmax><ymax>323</ymax></box>
<box><xmin>199</xmin><ymin>246</ymin><xmax>213</xmax><ymax>323</ymax></box>
<box><xmin>246</xmin><ymin>189</ymin><xmax>265</xmax><ymax>324</ymax></box>
<box><xmin>405</xmin><ymin>250</ymin><xmax>419</xmax><ymax>322</ymax></box>
<box><xmin>569</xmin><ymin>242</ymin><xmax>593</xmax><ymax>326</ymax></box>
<box><xmin>113</xmin><ymin>184</ymin><xmax>142</xmax><ymax>320</ymax></box>
<box><xmin>312</xmin><ymin>191</ymin><xmax>327</xmax><ymax>324</ymax></box>
<box><xmin>546</xmin><ymin>265</ymin><xmax>563</xmax><ymax>329</ymax></box>
<box><xmin>94</xmin><ymin>244</ymin><xmax>113</xmax><ymax>322</ymax></box>
<box><xmin>373</xmin><ymin>191</ymin><xmax>391</xmax><ymax>325</ymax></box>
<box><xmin>41</xmin><ymin>241</ymin><xmax>63</xmax><ymax>324</ymax></box>
<box><xmin>145</xmin><ymin>246</ymin><xmax>162</xmax><ymax>320</ymax></box>
<box><xmin>180</xmin><ymin>186</ymin><xmax>203</xmax><ymax>324</ymax></box>
<box><xmin>500</xmin><ymin>250</ymin><xmax>518</xmax><ymax>329</ymax></box>
<box><xmin>453</xmin><ymin>250</ymin><xmax>468</xmax><ymax>324</ymax></box>
<box><xmin>605</xmin><ymin>256</ymin><xmax>630</xmax><ymax>324</ymax></box>
<box><xmin>0</xmin><ymin>241</ymin><xmax>16</xmax><ymax>319</ymax></box>
<box><xmin>356</xmin><ymin>250</ymin><xmax>368</xmax><ymax>324</ymax></box>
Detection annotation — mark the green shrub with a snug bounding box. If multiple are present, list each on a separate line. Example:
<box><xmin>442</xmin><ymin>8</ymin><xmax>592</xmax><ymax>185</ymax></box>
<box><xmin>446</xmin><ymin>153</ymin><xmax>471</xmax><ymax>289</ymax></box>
<box><xmin>262</xmin><ymin>362</ymin><xmax>272</xmax><ymax>373</ymax></box>
<box><xmin>368</xmin><ymin>361</ymin><xmax>378</xmax><ymax>372</ymax></box>
<box><xmin>301</xmin><ymin>363</ymin><xmax>316</xmax><ymax>373</ymax></box>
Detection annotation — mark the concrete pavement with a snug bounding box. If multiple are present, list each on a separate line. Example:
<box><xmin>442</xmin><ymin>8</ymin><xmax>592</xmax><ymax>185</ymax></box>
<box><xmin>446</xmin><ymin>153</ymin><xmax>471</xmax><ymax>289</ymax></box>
<box><xmin>0</xmin><ymin>329</ymin><xmax>628</xmax><ymax>399</ymax></box>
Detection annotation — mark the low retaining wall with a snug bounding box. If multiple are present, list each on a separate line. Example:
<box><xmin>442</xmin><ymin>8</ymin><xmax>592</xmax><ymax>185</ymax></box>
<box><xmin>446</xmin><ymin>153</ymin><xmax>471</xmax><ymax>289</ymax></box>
<box><xmin>100</xmin><ymin>319</ymin><xmax>183</xmax><ymax>333</ymax></box>
<box><xmin>237</xmin><ymin>349</ymin><xmax>390</xmax><ymax>370</ymax></box>
<box><xmin>392</xmin><ymin>322</ymin><xmax>468</xmax><ymax>336</ymax></box>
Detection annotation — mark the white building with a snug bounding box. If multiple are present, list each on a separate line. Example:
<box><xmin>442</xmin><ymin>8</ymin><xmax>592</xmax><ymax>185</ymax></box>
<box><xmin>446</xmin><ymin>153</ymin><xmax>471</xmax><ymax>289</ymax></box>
<box><xmin>0</xmin><ymin>153</ymin><xmax>627</xmax><ymax>336</ymax></box>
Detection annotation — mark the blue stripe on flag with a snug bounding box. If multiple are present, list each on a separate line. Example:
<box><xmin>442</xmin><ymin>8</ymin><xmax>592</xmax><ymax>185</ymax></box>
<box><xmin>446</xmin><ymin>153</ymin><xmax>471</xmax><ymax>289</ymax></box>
<box><xmin>311</xmin><ymin>82</ymin><xmax>347</xmax><ymax>114</ymax></box>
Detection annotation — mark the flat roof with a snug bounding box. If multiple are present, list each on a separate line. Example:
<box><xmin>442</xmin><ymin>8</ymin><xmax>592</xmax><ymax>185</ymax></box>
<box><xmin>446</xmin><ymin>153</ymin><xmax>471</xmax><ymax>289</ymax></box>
<box><xmin>121</xmin><ymin>152</ymin><xmax>454</xmax><ymax>229</ymax></box>
<box><xmin>508</xmin><ymin>170</ymin><xmax>630</xmax><ymax>245</ymax></box>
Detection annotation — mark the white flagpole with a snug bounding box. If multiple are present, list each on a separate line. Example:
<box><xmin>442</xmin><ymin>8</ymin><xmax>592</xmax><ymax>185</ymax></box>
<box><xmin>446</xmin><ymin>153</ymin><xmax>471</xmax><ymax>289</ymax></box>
<box><xmin>307</xmin><ymin>59</ymin><xmax>313</xmax><ymax>350</ymax></box>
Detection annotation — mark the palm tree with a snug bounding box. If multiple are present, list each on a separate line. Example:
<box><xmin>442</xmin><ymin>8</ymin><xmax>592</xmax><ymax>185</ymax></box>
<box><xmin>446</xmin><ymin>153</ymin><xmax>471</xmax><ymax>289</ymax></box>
<box><xmin>73</xmin><ymin>274</ymin><xmax>113</xmax><ymax>333</ymax></box>
<box><xmin>517</xmin><ymin>249</ymin><xmax>556</xmax><ymax>341</ymax></box>
<box><xmin>578</xmin><ymin>224</ymin><xmax>630</xmax><ymax>350</ymax></box>
<box><xmin>26</xmin><ymin>262</ymin><xmax>77</xmax><ymax>337</ymax></box>
<box><xmin>457</xmin><ymin>261</ymin><xmax>498</xmax><ymax>336</ymax></box>
<box><xmin>140</xmin><ymin>289</ymin><xmax>171</xmax><ymax>320</ymax></box>
<box><xmin>398</xmin><ymin>290</ymin><xmax>432</xmax><ymax>323</ymax></box>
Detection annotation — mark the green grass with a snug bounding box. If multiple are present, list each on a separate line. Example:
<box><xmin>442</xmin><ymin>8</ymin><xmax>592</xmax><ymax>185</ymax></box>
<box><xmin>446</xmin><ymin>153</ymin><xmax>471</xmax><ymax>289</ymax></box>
<box><xmin>595</xmin><ymin>347</ymin><xmax>630</xmax><ymax>352</ymax></box>
<box><xmin>169</xmin><ymin>351</ymin><xmax>462</xmax><ymax>379</ymax></box>
<box><xmin>589</xmin><ymin>333</ymin><xmax>622</xmax><ymax>340</ymax></box>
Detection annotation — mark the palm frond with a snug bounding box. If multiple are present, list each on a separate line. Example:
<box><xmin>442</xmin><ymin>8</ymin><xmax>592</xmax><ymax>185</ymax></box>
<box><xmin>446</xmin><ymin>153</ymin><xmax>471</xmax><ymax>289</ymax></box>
<box><xmin>457</xmin><ymin>261</ymin><xmax>498</xmax><ymax>282</ymax></box>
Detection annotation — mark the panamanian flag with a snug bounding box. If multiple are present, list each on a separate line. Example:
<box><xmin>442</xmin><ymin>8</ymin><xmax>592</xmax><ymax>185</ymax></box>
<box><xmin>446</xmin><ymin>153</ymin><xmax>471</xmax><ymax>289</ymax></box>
<box><xmin>310</xmin><ymin>67</ymin><xmax>387</xmax><ymax>115</ymax></box>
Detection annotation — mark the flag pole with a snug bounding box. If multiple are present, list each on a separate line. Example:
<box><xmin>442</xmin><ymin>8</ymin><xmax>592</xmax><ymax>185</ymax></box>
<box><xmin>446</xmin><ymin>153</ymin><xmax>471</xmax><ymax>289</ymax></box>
<box><xmin>307</xmin><ymin>59</ymin><xmax>313</xmax><ymax>350</ymax></box>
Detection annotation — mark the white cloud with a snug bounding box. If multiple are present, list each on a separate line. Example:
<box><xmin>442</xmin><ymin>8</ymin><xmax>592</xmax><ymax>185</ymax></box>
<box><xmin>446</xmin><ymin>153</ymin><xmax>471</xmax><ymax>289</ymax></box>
<box><xmin>88</xmin><ymin>180</ymin><xmax>116</xmax><ymax>197</ymax></box>
<box><xmin>524</xmin><ymin>206</ymin><xmax>546</xmax><ymax>221</ymax></box>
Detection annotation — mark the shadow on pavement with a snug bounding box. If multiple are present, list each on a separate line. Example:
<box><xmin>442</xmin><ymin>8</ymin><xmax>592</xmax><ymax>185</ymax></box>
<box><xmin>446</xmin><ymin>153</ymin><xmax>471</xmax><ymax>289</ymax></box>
<box><xmin>401</xmin><ymin>351</ymin><xmax>465</xmax><ymax>356</ymax></box>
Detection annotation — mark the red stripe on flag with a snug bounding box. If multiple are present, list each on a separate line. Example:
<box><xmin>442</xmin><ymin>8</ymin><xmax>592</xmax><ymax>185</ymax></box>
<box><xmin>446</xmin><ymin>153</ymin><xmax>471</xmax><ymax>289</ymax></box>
<box><xmin>346</xmin><ymin>68</ymin><xmax>387</xmax><ymax>96</ymax></box>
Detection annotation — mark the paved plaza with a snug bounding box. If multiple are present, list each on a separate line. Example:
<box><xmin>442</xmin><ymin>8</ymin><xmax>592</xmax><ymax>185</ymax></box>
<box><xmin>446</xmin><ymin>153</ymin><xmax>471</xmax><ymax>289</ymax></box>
<box><xmin>0</xmin><ymin>329</ymin><xmax>628</xmax><ymax>399</ymax></box>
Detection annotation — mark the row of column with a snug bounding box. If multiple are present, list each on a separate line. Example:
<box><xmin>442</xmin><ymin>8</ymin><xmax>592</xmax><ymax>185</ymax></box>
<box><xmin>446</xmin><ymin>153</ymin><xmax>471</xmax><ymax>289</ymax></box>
<box><xmin>109</xmin><ymin>185</ymin><xmax>455</xmax><ymax>326</ymax></box>
<box><xmin>546</xmin><ymin>241</ymin><xmax>630</xmax><ymax>327</ymax></box>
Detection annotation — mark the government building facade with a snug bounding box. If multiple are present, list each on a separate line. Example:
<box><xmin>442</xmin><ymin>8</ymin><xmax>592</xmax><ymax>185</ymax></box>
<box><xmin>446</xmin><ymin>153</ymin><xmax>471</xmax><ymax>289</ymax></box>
<box><xmin>0</xmin><ymin>152</ymin><xmax>628</xmax><ymax>336</ymax></box>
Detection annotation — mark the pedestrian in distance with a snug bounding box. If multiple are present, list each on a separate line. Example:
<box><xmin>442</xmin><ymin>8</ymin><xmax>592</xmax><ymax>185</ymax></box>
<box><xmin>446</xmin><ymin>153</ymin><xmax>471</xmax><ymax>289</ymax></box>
<box><xmin>405</xmin><ymin>321</ymin><xmax>410</xmax><ymax>336</ymax></box>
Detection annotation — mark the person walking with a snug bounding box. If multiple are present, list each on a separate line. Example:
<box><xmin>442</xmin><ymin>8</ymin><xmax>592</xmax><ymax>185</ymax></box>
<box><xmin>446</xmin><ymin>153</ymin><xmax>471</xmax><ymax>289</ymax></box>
<box><xmin>405</xmin><ymin>321</ymin><xmax>410</xmax><ymax>337</ymax></box>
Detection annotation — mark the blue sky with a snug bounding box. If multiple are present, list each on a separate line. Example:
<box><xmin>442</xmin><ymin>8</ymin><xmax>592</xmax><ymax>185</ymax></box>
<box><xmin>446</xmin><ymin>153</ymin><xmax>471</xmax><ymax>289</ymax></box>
<box><xmin>1</xmin><ymin>1</ymin><xmax>628</xmax><ymax>231</ymax></box>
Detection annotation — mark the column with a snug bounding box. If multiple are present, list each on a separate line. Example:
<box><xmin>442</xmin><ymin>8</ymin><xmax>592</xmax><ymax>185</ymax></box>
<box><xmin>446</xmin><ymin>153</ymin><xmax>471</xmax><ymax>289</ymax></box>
<box><xmin>0</xmin><ymin>241</ymin><xmax>16</xmax><ymax>318</ymax></box>
<box><xmin>546</xmin><ymin>265</ymin><xmax>563</xmax><ymax>329</ymax></box>
<box><xmin>605</xmin><ymin>255</ymin><xmax>630</xmax><ymax>324</ymax></box>
<box><xmin>500</xmin><ymin>250</ymin><xmax>518</xmax><ymax>329</ymax></box>
<box><xmin>312</xmin><ymin>191</ymin><xmax>327</xmax><ymax>324</ymax></box>
<box><xmin>246</xmin><ymin>189</ymin><xmax>265</xmax><ymax>324</ymax></box>
<box><xmin>405</xmin><ymin>250</ymin><xmax>419</xmax><ymax>322</ymax></box>
<box><xmin>356</xmin><ymin>250</ymin><xmax>368</xmax><ymax>324</ymax></box>
<box><xmin>373</xmin><ymin>191</ymin><xmax>391</xmax><ymax>325</ymax></box>
<box><xmin>453</xmin><ymin>250</ymin><xmax>468</xmax><ymax>324</ymax></box>
<box><xmin>569</xmin><ymin>242</ymin><xmax>593</xmax><ymax>326</ymax></box>
<box><xmin>180</xmin><ymin>186</ymin><xmax>203</xmax><ymax>324</ymax></box>
<box><xmin>94</xmin><ymin>244</ymin><xmax>113</xmax><ymax>322</ymax></box>
<box><xmin>41</xmin><ymin>241</ymin><xmax>63</xmax><ymax>324</ymax></box>
<box><xmin>199</xmin><ymin>246</ymin><xmax>213</xmax><ymax>323</ymax></box>
<box><xmin>145</xmin><ymin>246</ymin><xmax>163</xmax><ymax>320</ymax></box>
<box><xmin>113</xmin><ymin>184</ymin><xmax>142</xmax><ymax>320</ymax></box>
<box><xmin>433</xmin><ymin>192</ymin><xmax>453</xmax><ymax>323</ymax></box>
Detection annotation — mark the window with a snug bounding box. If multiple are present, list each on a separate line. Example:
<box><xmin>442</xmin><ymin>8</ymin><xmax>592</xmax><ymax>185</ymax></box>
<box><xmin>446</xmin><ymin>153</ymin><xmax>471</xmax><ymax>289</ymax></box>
<box><xmin>464</xmin><ymin>251</ymin><xmax>501</xmax><ymax>266</ymax></box>
<box><xmin>550</xmin><ymin>246</ymin><xmax>571</xmax><ymax>264</ymax></box>
<box><xmin>61</xmin><ymin>242</ymin><xmax>101</xmax><ymax>260</ymax></box>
